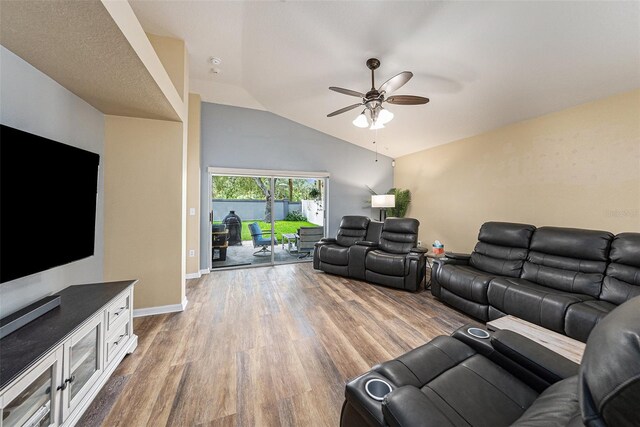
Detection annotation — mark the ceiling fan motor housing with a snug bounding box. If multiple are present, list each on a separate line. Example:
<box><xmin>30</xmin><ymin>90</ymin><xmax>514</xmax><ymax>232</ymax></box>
<box><xmin>366</xmin><ymin>58</ymin><xmax>381</xmax><ymax>70</ymax></box>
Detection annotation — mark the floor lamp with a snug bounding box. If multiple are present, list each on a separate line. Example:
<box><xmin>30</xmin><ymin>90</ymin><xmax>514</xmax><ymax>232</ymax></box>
<box><xmin>371</xmin><ymin>194</ymin><xmax>396</xmax><ymax>221</ymax></box>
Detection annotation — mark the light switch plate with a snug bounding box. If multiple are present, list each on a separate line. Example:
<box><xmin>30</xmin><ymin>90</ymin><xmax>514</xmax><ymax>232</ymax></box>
<box><xmin>189</xmin><ymin>208</ymin><xmax>196</xmax><ymax>216</ymax></box>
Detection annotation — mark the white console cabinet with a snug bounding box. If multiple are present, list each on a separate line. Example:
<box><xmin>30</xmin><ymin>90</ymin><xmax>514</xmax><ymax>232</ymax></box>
<box><xmin>0</xmin><ymin>281</ymin><xmax>137</xmax><ymax>427</ymax></box>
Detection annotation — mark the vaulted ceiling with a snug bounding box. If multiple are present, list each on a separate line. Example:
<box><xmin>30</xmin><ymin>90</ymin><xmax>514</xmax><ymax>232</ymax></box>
<box><xmin>130</xmin><ymin>1</ymin><xmax>640</xmax><ymax>158</ymax></box>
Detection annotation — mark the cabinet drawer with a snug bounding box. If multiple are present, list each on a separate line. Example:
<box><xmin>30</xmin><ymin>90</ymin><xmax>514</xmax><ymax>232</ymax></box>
<box><xmin>105</xmin><ymin>321</ymin><xmax>130</xmax><ymax>365</ymax></box>
<box><xmin>106</xmin><ymin>292</ymin><xmax>130</xmax><ymax>332</ymax></box>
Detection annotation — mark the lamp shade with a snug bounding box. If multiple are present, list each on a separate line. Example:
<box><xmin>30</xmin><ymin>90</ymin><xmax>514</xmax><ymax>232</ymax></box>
<box><xmin>371</xmin><ymin>194</ymin><xmax>396</xmax><ymax>208</ymax></box>
<box><xmin>352</xmin><ymin>112</ymin><xmax>369</xmax><ymax>128</ymax></box>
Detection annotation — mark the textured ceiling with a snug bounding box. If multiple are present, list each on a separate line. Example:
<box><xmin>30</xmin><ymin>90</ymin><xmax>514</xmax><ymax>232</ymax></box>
<box><xmin>134</xmin><ymin>1</ymin><xmax>638</xmax><ymax>157</ymax></box>
<box><xmin>0</xmin><ymin>0</ymin><xmax>180</xmax><ymax>121</ymax></box>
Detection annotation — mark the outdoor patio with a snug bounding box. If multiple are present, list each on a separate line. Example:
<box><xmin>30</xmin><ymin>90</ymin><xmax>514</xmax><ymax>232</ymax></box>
<box><xmin>211</xmin><ymin>239</ymin><xmax>314</xmax><ymax>269</ymax></box>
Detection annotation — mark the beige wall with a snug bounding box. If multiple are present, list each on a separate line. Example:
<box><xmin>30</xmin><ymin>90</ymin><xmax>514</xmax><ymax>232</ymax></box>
<box><xmin>395</xmin><ymin>89</ymin><xmax>640</xmax><ymax>253</ymax></box>
<box><xmin>186</xmin><ymin>93</ymin><xmax>201</xmax><ymax>275</ymax></box>
<box><xmin>147</xmin><ymin>33</ymin><xmax>188</xmax><ymax>104</ymax></box>
<box><xmin>104</xmin><ymin>115</ymin><xmax>185</xmax><ymax>309</ymax></box>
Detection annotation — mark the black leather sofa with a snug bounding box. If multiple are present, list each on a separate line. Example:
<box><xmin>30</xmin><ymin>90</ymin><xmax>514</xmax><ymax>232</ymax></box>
<box><xmin>432</xmin><ymin>222</ymin><xmax>640</xmax><ymax>341</ymax></box>
<box><xmin>340</xmin><ymin>295</ymin><xmax>640</xmax><ymax>427</ymax></box>
<box><xmin>314</xmin><ymin>217</ymin><xmax>426</xmax><ymax>292</ymax></box>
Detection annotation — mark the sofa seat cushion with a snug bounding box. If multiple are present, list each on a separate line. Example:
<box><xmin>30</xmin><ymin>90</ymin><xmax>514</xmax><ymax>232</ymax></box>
<box><xmin>318</xmin><ymin>244</ymin><xmax>349</xmax><ymax>266</ymax></box>
<box><xmin>437</xmin><ymin>264</ymin><xmax>494</xmax><ymax>304</ymax></box>
<box><xmin>511</xmin><ymin>376</ymin><xmax>581</xmax><ymax>426</ymax></box>
<box><xmin>564</xmin><ymin>300</ymin><xmax>616</xmax><ymax>342</ymax></box>
<box><xmin>488</xmin><ymin>277</ymin><xmax>593</xmax><ymax>333</ymax></box>
<box><xmin>373</xmin><ymin>336</ymin><xmax>538</xmax><ymax>426</ymax></box>
<box><xmin>366</xmin><ymin>250</ymin><xmax>406</xmax><ymax>276</ymax></box>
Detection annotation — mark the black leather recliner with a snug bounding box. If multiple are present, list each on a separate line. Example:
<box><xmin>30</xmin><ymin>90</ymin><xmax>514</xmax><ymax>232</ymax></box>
<box><xmin>431</xmin><ymin>222</ymin><xmax>535</xmax><ymax>321</ymax></box>
<box><xmin>487</xmin><ymin>227</ymin><xmax>613</xmax><ymax>334</ymax></box>
<box><xmin>314</xmin><ymin>217</ymin><xmax>425</xmax><ymax>291</ymax></box>
<box><xmin>364</xmin><ymin>218</ymin><xmax>426</xmax><ymax>292</ymax></box>
<box><xmin>564</xmin><ymin>232</ymin><xmax>640</xmax><ymax>341</ymax></box>
<box><xmin>341</xmin><ymin>295</ymin><xmax>640</xmax><ymax>427</ymax></box>
<box><xmin>314</xmin><ymin>216</ymin><xmax>371</xmax><ymax>277</ymax></box>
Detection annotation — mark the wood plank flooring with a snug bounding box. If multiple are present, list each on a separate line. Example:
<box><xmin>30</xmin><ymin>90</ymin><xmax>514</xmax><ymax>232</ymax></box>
<box><xmin>79</xmin><ymin>263</ymin><xmax>477</xmax><ymax>427</ymax></box>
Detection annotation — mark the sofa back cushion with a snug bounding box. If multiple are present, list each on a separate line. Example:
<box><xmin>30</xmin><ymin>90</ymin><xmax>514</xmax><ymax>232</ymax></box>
<box><xmin>469</xmin><ymin>222</ymin><xmax>536</xmax><ymax>277</ymax></box>
<box><xmin>378</xmin><ymin>218</ymin><xmax>419</xmax><ymax>254</ymax></box>
<box><xmin>521</xmin><ymin>227</ymin><xmax>613</xmax><ymax>297</ymax></box>
<box><xmin>336</xmin><ymin>216</ymin><xmax>370</xmax><ymax>247</ymax></box>
<box><xmin>600</xmin><ymin>233</ymin><xmax>640</xmax><ymax>305</ymax></box>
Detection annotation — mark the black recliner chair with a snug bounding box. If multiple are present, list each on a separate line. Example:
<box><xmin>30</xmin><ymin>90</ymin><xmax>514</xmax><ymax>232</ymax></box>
<box><xmin>314</xmin><ymin>216</ymin><xmax>372</xmax><ymax>277</ymax></box>
<box><xmin>363</xmin><ymin>218</ymin><xmax>426</xmax><ymax>292</ymax></box>
<box><xmin>341</xmin><ymin>295</ymin><xmax>640</xmax><ymax>426</ymax></box>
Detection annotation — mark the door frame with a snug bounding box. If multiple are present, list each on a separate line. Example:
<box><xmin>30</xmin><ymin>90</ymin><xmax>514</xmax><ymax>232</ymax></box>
<box><xmin>207</xmin><ymin>167</ymin><xmax>330</xmax><ymax>271</ymax></box>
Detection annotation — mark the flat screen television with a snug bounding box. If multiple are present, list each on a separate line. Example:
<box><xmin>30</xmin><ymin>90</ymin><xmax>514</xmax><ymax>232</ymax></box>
<box><xmin>0</xmin><ymin>124</ymin><xmax>100</xmax><ymax>283</ymax></box>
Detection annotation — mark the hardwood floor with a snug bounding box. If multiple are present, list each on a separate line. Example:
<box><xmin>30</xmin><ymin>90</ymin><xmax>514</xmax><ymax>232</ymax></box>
<box><xmin>79</xmin><ymin>263</ymin><xmax>477</xmax><ymax>427</ymax></box>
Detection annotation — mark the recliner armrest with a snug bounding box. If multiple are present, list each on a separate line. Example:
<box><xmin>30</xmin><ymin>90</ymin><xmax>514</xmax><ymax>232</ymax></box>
<box><xmin>355</xmin><ymin>240</ymin><xmax>378</xmax><ymax>248</ymax></box>
<box><xmin>443</xmin><ymin>252</ymin><xmax>471</xmax><ymax>260</ymax></box>
<box><xmin>320</xmin><ymin>237</ymin><xmax>337</xmax><ymax>243</ymax></box>
<box><xmin>491</xmin><ymin>330</ymin><xmax>579</xmax><ymax>384</ymax></box>
<box><xmin>409</xmin><ymin>246</ymin><xmax>427</xmax><ymax>254</ymax></box>
<box><xmin>382</xmin><ymin>386</ymin><xmax>456</xmax><ymax>427</ymax></box>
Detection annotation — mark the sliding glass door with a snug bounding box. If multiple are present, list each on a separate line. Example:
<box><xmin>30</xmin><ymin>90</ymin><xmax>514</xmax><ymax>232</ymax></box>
<box><xmin>208</xmin><ymin>168</ymin><xmax>328</xmax><ymax>270</ymax></box>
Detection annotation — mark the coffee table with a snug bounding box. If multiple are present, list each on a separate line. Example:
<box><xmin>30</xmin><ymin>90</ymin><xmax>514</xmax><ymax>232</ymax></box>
<box><xmin>486</xmin><ymin>315</ymin><xmax>585</xmax><ymax>364</ymax></box>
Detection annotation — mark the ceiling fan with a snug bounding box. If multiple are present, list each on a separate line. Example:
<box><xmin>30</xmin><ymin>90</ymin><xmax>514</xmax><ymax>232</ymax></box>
<box><xmin>327</xmin><ymin>58</ymin><xmax>429</xmax><ymax>130</ymax></box>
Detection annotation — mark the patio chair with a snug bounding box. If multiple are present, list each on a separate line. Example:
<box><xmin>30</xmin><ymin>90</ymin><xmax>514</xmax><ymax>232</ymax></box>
<box><xmin>297</xmin><ymin>226</ymin><xmax>324</xmax><ymax>258</ymax></box>
<box><xmin>248</xmin><ymin>222</ymin><xmax>276</xmax><ymax>256</ymax></box>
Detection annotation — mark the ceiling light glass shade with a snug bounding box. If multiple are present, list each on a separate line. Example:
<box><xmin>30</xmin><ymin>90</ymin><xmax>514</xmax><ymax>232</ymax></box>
<box><xmin>352</xmin><ymin>112</ymin><xmax>369</xmax><ymax>128</ymax></box>
<box><xmin>370</xmin><ymin>120</ymin><xmax>385</xmax><ymax>130</ymax></box>
<box><xmin>378</xmin><ymin>108</ymin><xmax>394</xmax><ymax>125</ymax></box>
<box><xmin>371</xmin><ymin>194</ymin><xmax>396</xmax><ymax>208</ymax></box>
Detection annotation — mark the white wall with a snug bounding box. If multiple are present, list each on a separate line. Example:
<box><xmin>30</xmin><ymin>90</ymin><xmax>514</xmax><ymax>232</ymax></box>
<box><xmin>0</xmin><ymin>46</ymin><xmax>105</xmax><ymax>316</ymax></box>
<box><xmin>200</xmin><ymin>102</ymin><xmax>394</xmax><ymax>267</ymax></box>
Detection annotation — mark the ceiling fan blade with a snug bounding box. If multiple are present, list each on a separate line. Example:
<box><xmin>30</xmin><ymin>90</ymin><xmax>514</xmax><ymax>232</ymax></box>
<box><xmin>386</xmin><ymin>95</ymin><xmax>430</xmax><ymax>105</ymax></box>
<box><xmin>327</xmin><ymin>103</ymin><xmax>363</xmax><ymax>117</ymax></box>
<box><xmin>329</xmin><ymin>86</ymin><xmax>365</xmax><ymax>98</ymax></box>
<box><xmin>379</xmin><ymin>71</ymin><xmax>413</xmax><ymax>94</ymax></box>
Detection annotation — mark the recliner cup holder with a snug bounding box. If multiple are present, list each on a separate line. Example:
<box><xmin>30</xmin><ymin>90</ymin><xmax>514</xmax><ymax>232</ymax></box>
<box><xmin>467</xmin><ymin>327</ymin><xmax>490</xmax><ymax>339</ymax></box>
<box><xmin>365</xmin><ymin>378</ymin><xmax>392</xmax><ymax>401</ymax></box>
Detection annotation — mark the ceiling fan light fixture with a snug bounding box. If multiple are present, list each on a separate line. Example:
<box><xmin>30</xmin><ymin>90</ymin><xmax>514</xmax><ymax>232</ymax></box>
<box><xmin>378</xmin><ymin>108</ymin><xmax>394</xmax><ymax>125</ymax></box>
<box><xmin>370</xmin><ymin>120</ymin><xmax>385</xmax><ymax>130</ymax></box>
<box><xmin>353</xmin><ymin>111</ymin><xmax>369</xmax><ymax>128</ymax></box>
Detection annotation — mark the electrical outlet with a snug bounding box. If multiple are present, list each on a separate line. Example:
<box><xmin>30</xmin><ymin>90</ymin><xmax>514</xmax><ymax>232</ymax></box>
<box><xmin>418</xmin><ymin>240</ymin><xmax>422</xmax><ymax>247</ymax></box>
<box><xmin>189</xmin><ymin>250</ymin><xmax>195</xmax><ymax>257</ymax></box>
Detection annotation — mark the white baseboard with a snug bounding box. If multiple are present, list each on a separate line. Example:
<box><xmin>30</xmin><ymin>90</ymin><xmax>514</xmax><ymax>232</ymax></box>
<box><xmin>185</xmin><ymin>271</ymin><xmax>201</xmax><ymax>279</ymax></box>
<box><xmin>200</xmin><ymin>269</ymin><xmax>209</xmax><ymax>275</ymax></box>
<box><xmin>133</xmin><ymin>298</ymin><xmax>188</xmax><ymax>318</ymax></box>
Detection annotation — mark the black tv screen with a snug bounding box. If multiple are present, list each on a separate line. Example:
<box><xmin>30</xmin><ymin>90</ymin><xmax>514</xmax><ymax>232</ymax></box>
<box><xmin>0</xmin><ymin>125</ymin><xmax>100</xmax><ymax>283</ymax></box>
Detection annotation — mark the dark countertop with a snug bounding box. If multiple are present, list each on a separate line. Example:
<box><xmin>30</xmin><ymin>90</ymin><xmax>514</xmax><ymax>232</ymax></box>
<box><xmin>0</xmin><ymin>280</ymin><xmax>136</xmax><ymax>390</ymax></box>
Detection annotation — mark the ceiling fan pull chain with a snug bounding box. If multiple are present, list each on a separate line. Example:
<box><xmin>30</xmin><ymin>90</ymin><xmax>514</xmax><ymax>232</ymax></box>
<box><xmin>374</xmin><ymin>129</ymin><xmax>379</xmax><ymax>162</ymax></box>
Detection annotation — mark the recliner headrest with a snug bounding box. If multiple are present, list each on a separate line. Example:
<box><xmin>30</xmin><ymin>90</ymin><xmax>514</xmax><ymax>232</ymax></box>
<box><xmin>530</xmin><ymin>227</ymin><xmax>613</xmax><ymax>261</ymax></box>
<box><xmin>382</xmin><ymin>218</ymin><xmax>419</xmax><ymax>234</ymax></box>
<box><xmin>477</xmin><ymin>222</ymin><xmax>536</xmax><ymax>248</ymax></box>
<box><xmin>339</xmin><ymin>215</ymin><xmax>370</xmax><ymax>230</ymax></box>
<box><xmin>579</xmin><ymin>295</ymin><xmax>640</xmax><ymax>426</ymax></box>
<box><xmin>610</xmin><ymin>232</ymin><xmax>640</xmax><ymax>268</ymax></box>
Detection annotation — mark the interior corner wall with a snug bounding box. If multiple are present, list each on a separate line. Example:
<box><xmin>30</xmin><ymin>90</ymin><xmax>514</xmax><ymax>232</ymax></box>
<box><xmin>199</xmin><ymin>102</ymin><xmax>394</xmax><ymax>268</ymax></box>
<box><xmin>395</xmin><ymin>89</ymin><xmax>640</xmax><ymax>253</ymax></box>
<box><xmin>103</xmin><ymin>115</ymin><xmax>184</xmax><ymax>310</ymax></box>
<box><xmin>186</xmin><ymin>93</ymin><xmax>201</xmax><ymax>275</ymax></box>
<box><xmin>0</xmin><ymin>46</ymin><xmax>105</xmax><ymax>316</ymax></box>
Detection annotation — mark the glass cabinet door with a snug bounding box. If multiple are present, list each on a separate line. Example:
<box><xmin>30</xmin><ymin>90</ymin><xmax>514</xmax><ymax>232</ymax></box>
<box><xmin>68</xmin><ymin>326</ymin><xmax>98</xmax><ymax>401</ymax></box>
<box><xmin>1</xmin><ymin>348</ymin><xmax>61</xmax><ymax>427</ymax></box>
<box><xmin>61</xmin><ymin>313</ymin><xmax>103</xmax><ymax>421</ymax></box>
